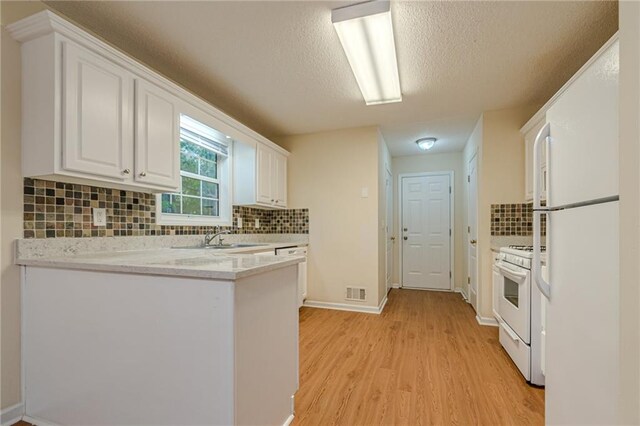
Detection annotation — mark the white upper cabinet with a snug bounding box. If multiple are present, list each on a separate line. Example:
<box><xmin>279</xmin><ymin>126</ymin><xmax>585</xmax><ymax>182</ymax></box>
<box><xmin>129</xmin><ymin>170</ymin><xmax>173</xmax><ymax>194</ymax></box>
<box><xmin>134</xmin><ymin>79</ymin><xmax>181</xmax><ymax>189</ymax></box>
<box><xmin>62</xmin><ymin>42</ymin><xmax>133</xmax><ymax>181</ymax></box>
<box><xmin>256</xmin><ymin>143</ymin><xmax>273</xmax><ymax>205</ymax></box>
<box><xmin>234</xmin><ymin>141</ymin><xmax>288</xmax><ymax>209</ymax></box>
<box><xmin>8</xmin><ymin>11</ymin><xmax>287</xmax><ymax>195</ymax></box>
<box><xmin>273</xmin><ymin>151</ymin><xmax>287</xmax><ymax>207</ymax></box>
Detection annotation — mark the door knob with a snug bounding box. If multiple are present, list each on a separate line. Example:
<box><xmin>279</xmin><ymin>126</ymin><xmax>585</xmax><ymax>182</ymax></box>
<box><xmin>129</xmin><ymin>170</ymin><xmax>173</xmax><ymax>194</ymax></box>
<box><xmin>470</xmin><ymin>239</ymin><xmax>477</xmax><ymax>244</ymax></box>
<box><xmin>139</xmin><ymin>172</ymin><xmax>146</xmax><ymax>177</ymax></box>
<box><xmin>122</xmin><ymin>169</ymin><xmax>131</xmax><ymax>175</ymax></box>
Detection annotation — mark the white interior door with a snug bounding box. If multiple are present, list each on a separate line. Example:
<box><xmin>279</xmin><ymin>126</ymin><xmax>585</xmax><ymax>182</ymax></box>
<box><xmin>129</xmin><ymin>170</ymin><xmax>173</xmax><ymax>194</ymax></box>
<box><xmin>468</xmin><ymin>155</ymin><xmax>478</xmax><ymax>311</ymax></box>
<box><xmin>401</xmin><ymin>174</ymin><xmax>451</xmax><ymax>290</ymax></box>
<box><xmin>385</xmin><ymin>168</ymin><xmax>393</xmax><ymax>293</ymax></box>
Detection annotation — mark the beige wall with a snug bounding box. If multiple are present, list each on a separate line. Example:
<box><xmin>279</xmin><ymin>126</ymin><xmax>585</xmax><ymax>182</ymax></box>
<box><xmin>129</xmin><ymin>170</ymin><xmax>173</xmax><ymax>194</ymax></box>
<box><xmin>391</xmin><ymin>152</ymin><xmax>464</xmax><ymax>291</ymax></box>
<box><xmin>377</xmin><ymin>131</ymin><xmax>391</xmax><ymax>304</ymax></box>
<box><xmin>619</xmin><ymin>2</ymin><xmax>640</xmax><ymax>422</ymax></box>
<box><xmin>277</xmin><ymin>127</ymin><xmax>383</xmax><ymax>309</ymax></box>
<box><xmin>1</xmin><ymin>0</ymin><xmax>47</xmax><ymax>410</ymax></box>
<box><xmin>462</xmin><ymin>107</ymin><xmax>537</xmax><ymax>320</ymax></box>
<box><xmin>477</xmin><ymin>106</ymin><xmax>537</xmax><ymax>319</ymax></box>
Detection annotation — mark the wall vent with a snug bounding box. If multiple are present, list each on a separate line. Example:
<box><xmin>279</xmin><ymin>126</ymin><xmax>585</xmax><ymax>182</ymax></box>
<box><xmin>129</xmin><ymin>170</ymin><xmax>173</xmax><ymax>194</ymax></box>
<box><xmin>346</xmin><ymin>287</ymin><xmax>366</xmax><ymax>301</ymax></box>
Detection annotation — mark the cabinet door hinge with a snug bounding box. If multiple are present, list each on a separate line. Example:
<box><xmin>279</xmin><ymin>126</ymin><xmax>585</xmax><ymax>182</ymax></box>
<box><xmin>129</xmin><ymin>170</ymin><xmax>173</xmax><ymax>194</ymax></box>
<box><xmin>449</xmin><ymin>229</ymin><xmax>451</xmax><ymax>236</ymax></box>
<box><xmin>468</xmin><ymin>226</ymin><xmax>471</xmax><ymax>233</ymax></box>
<box><xmin>467</xmin><ymin>175</ymin><xmax>471</xmax><ymax>183</ymax></box>
<box><xmin>449</xmin><ymin>186</ymin><xmax>452</xmax><ymax>194</ymax></box>
<box><xmin>467</xmin><ymin>276</ymin><xmax>471</xmax><ymax>284</ymax></box>
<box><xmin>449</xmin><ymin>271</ymin><xmax>452</xmax><ymax>279</ymax></box>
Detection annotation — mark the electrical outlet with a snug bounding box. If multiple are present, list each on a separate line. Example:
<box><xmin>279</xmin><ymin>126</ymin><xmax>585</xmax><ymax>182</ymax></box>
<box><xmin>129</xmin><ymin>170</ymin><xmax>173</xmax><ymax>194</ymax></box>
<box><xmin>92</xmin><ymin>208</ymin><xmax>107</xmax><ymax>227</ymax></box>
<box><xmin>237</xmin><ymin>217</ymin><xmax>243</xmax><ymax>228</ymax></box>
<box><xmin>255</xmin><ymin>218</ymin><xmax>260</xmax><ymax>228</ymax></box>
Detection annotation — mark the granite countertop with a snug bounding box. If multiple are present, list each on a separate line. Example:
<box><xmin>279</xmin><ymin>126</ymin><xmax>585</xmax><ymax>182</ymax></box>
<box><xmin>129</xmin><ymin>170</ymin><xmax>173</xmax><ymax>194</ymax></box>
<box><xmin>16</xmin><ymin>247</ymin><xmax>304</xmax><ymax>280</ymax></box>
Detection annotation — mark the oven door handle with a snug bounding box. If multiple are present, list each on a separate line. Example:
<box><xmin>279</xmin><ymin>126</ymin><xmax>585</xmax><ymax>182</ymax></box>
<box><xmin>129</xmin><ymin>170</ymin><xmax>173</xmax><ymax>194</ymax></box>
<box><xmin>496</xmin><ymin>262</ymin><xmax>528</xmax><ymax>283</ymax></box>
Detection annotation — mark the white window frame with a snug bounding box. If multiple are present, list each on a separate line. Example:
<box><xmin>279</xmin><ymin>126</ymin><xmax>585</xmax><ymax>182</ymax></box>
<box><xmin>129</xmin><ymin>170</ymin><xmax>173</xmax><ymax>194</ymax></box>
<box><xmin>156</xmin><ymin>108</ymin><xmax>234</xmax><ymax>227</ymax></box>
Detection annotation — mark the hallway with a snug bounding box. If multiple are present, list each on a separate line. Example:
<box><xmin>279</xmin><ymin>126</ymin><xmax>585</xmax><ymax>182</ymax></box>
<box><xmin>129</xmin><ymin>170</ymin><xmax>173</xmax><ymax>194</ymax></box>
<box><xmin>294</xmin><ymin>289</ymin><xmax>544</xmax><ymax>425</ymax></box>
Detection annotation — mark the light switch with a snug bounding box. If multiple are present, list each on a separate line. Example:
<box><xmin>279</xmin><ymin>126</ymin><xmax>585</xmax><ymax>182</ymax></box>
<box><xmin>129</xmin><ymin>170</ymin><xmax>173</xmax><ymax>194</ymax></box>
<box><xmin>92</xmin><ymin>208</ymin><xmax>107</xmax><ymax>227</ymax></box>
<box><xmin>255</xmin><ymin>218</ymin><xmax>260</xmax><ymax>228</ymax></box>
<box><xmin>237</xmin><ymin>217</ymin><xmax>243</xmax><ymax>228</ymax></box>
<box><xmin>361</xmin><ymin>187</ymin><xmax>369</xmax><ymax>198</ymax></box>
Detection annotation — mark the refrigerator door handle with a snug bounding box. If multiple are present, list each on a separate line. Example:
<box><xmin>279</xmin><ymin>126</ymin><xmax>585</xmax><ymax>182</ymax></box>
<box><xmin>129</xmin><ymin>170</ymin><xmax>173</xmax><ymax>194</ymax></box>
<box><xmin>533</xmin><ymin>122</ymin><xmax>550</xmax><ymax>211</ymax></box>
<box><xmin>533</xmin><ymin>211</ymin><xmax>551</xmax><ymax>299</ymax></box>
<box><xmin>533</xmin><ymin>123</ymin><xmax>551</xmax><ymax>300</ymax></box>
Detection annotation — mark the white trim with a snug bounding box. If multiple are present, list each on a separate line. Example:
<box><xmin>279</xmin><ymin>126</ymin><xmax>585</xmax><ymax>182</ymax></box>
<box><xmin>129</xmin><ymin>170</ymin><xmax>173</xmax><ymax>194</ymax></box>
<box><xmin>304</xmin><ymin>296</ymin><xmax>388</xmax><ymax>315</ymax></box>
<box><xmin>476</xmin><ymin>315</ymin><xmax>499</xmax><ymax>327</ymax></box>
<box><xmin>520</xmin><ymin>32</ymin><xmax>619</xmax><ymax>134</ymax></box>
<box><xmin>401</xmin><ymin>286</ymin><xmax>452</xmax><ymax>293</ymax></box>
<box><xmin>22</xmin><ymin>415</ymin><xmax>60</xmax><ymax>426</ymax></box>
<box><xmin>391</xmin><ymin>283</ymin><xmax>401</xmax><ymax>289</ymax></box>
<box><xmin>456</xmin><ymin>288</ymin><xmax>469</xmax><ymax>302</ymax></box>
<box><xmin>283</xmin><ymin>414</ymin><xmax>295</xmax><ymax>426</ymax></box>
<box><xmin>1</xmin><ymin>403</ymin><xmax>24</xmax><ymax>426</ymax></box>
<box><xmin>398</xmin><ymin>171</ymin><xmax>455</xmax><ymax>291</ymax></box>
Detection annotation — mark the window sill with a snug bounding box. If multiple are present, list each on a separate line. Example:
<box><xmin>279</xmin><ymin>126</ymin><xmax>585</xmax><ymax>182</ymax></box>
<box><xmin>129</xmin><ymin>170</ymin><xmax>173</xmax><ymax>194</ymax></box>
<box><xmin>156</xmin><ymin>215</ymin><xmax>232</xmax><ymax>227</ymax></box>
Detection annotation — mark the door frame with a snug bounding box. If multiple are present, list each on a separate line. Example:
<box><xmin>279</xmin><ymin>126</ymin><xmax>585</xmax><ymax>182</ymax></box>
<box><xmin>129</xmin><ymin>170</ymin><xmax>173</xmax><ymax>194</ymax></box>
<box><xmin>385</xmin><ymin>165</ymin><xmax>393</xmax><ymax>294</ymax></box>
<box><xmin>467</xmin><ymin>151</ymin><xmax>478</xmax><ymax>308</ymax></box>
<box><xmin>398</xmin><ymin>171</ymin><xmax>455</xmax><ymax>291</ymax></box>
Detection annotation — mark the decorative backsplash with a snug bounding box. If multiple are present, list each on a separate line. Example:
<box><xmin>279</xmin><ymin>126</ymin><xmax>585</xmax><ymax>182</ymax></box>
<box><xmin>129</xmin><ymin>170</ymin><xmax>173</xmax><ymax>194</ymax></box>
<box><xmin>23</xmin><ymin>178</ymin><xmax>308</xmax><ymax>238</ymax></box>
<box><xmin>490</xmin><ymin>203</ymin><xmax>546</xmax><ymax>237</ymax></box>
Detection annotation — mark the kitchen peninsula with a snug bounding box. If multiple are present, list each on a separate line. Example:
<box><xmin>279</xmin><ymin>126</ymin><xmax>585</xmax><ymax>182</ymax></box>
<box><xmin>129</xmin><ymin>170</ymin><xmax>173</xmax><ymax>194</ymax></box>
<box><xmin>16</xmin><ymin>241</ymin><xmax>303</xmax><ymax>426</ymax></box>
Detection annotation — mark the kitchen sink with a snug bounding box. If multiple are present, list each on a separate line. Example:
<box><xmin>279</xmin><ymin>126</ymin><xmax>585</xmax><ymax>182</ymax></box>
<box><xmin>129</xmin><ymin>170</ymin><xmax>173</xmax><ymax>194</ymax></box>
<box><xmin>173</xmin><ymin>243</ymin><xmax>269</xmax><ymax>250</ymax></box>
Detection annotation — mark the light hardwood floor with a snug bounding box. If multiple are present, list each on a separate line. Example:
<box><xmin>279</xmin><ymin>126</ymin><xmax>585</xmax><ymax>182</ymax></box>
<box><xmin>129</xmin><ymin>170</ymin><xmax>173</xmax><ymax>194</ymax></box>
<box><xmin>12</xmin><ymin>289</ymin><xmax>544</xmax><ymax>426</ymax></box>
<box><xmin>293</xmin><ymin>289</ymin><xmax>545</xmax><ymax>425</ymax></box>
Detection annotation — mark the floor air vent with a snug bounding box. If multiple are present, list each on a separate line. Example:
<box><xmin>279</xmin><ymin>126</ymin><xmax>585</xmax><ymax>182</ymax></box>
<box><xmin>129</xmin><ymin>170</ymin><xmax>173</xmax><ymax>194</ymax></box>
<box><xmin>346</xmin><ymin>287</ymin><xmax>366</xmax><ymax>301</ymax></box>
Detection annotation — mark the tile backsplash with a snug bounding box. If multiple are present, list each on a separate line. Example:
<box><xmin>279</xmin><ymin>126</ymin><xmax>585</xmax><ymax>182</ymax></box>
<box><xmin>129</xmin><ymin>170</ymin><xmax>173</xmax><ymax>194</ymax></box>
<box><xmin>490</xmin><ymin>203</ymin><xmax>546</xmax><ymax>237</ymax></box>
<box><xmin>23</xmin><ymin>178</ymin><xmax>308</xmax><ymax>238</ymax></box>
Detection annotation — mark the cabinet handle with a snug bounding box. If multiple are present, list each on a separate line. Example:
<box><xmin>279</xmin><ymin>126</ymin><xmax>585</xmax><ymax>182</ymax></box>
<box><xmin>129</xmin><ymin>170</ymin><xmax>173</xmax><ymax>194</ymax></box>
<box><xmin>403</xmin><ymin>236</ymin><xmax>408</xmax><ymax>241</ymax></box>
<box><xmin>123</xmin><ymin>169</ymin><xmax>131</xmax><ymax>175</ymax></box>
<box><xmin>470</xmin><ymin>239</ymin><xmax>477</xmax><ymax>244</ymax></box>
<box><xmin>139</xmin><ymin>172</ymin><xmax>147</xmax><ymax>177</ymax></box>
<box><xmin>271</xmin><ymin>199</ymin><xmax>274</xmax><ymax>203</ymax></box>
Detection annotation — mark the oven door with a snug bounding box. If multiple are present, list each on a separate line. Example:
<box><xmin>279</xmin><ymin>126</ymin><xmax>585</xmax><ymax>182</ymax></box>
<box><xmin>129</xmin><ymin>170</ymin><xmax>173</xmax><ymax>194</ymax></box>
<box><xmin>496</xmin><ymin>260</ymin><xmax>531</xmax><ymax>343</ymax></box>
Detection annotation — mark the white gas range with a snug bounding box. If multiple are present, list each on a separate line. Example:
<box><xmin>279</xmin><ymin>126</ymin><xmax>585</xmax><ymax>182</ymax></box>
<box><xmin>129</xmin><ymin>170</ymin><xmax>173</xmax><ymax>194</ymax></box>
<box><xmin>493</xmin><ymin>245</ymin><xmax>546</xmax><ymax>386</ymax></box>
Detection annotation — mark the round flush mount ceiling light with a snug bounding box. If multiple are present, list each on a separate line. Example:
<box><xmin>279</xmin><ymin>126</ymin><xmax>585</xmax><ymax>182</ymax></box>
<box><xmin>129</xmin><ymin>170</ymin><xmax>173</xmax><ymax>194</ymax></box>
<box><xmin>416</xmin><ymin>137</ymin><xmax>437</xmax><ymax>151</ymax></box>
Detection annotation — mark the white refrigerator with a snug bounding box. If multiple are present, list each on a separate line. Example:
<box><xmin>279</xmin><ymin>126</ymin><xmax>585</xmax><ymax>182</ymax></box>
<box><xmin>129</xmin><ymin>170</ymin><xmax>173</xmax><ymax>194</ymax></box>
<box><xmin>532</xmin><ymin>36</ymin><xmax>619</xmax><ymax>425</ymax></box>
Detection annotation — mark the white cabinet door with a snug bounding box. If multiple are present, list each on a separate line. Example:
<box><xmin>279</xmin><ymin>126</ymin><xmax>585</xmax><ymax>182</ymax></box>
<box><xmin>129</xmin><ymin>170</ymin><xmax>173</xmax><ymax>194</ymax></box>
<box><xmin>256</xmin><ymin>143</ymin><xmax>273</xmax><ymax>204</ymax></box>
<box><xmin>273</xmin><ymin>152</ymin><xmax>287</xmax><ymax>208</ymax></box>
<box><xmin>62</xmin><ymin>42</ymin><xmax>133</xmax><ymax>180</ymax></box>
<box><xmin>134</xmin><ymin>79</ymin><xmax>180</xmax><ymax>190</ymax></box>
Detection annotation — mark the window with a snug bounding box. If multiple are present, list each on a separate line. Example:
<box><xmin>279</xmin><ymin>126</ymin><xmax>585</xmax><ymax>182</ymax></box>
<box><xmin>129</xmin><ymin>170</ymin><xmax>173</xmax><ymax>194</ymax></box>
<box><xmin>157</xmin><ymin>114</ymin><xmax>232</xmax><ymax>225</ymax></box>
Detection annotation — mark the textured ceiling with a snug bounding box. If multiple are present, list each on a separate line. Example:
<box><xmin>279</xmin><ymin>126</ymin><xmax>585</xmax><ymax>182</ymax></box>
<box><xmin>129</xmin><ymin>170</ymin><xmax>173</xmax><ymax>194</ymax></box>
<box><xmin>44</xmin><ymin>0</ymin><xmax>618</xmax><ymax>156</ymax></box>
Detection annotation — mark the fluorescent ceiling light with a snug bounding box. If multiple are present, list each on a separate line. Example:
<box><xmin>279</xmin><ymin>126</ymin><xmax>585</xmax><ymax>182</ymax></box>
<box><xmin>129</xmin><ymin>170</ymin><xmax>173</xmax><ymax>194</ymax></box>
<box><xmin>332</xmin><ymin>1</ymin><xmax>402</xmax><ymax>106</ymax></box>
<box><xmin>416</xmin><ymin>137</ymin><xmax>436</xmax><ymax>150</ymax></box>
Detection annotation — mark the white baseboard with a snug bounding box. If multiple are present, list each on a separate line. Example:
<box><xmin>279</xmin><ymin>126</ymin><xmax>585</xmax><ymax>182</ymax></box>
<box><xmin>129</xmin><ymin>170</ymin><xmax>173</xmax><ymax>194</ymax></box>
<box><xmin>22</xmin><ymin>415</ymin><xmax>60</xmax><ymax>426</ymax></box>
<box><xmin>476</xmin><ymin>315</ymin><xmax>499</xmax><ymax>327</ymax></box>
<box><xmin>304</xmin><ymin>296</ymin><xmax>387</xmax><ymax>315</ymax></box>
<box><xmin>391</xmin><ymin>283</ymin><xmax>401</xmax><ymax>289</ymax></box>
<box><xmin>456</xmin><ymin>288</ymin><xmax>469</xmax><ymax>302</ymax></box>
<box><xmin>1</xmin><ymin>403</ymin><xmax>24</xmax><ymax>426</ymax></box>
<box><xmin>283</xmin><ymin>414</ymin><xmax>294</xmax><ymax>426</ymax></box>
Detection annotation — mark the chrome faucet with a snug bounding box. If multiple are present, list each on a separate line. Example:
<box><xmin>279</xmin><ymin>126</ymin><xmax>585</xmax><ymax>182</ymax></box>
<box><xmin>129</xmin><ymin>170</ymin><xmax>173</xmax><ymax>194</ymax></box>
<box><xmin>204</xmin><ymin>227</ymin><xmax>231</xmax><ymax>246</ymax></box>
